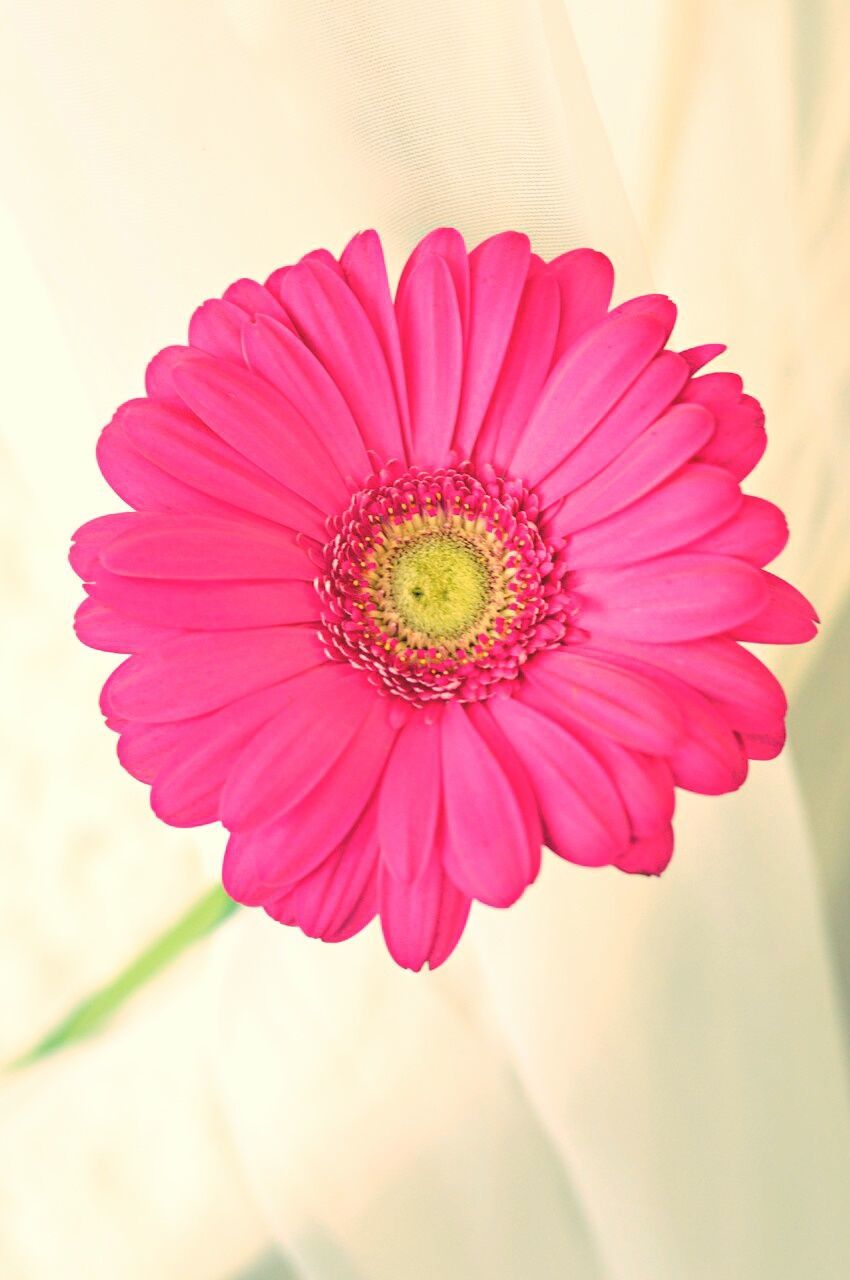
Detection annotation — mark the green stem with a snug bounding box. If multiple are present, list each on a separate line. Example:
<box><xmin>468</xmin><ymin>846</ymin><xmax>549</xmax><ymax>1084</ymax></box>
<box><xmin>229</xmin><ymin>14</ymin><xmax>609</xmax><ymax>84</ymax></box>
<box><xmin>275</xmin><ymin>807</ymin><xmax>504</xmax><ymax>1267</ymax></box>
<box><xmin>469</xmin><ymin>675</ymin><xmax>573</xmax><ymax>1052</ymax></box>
<box><xmin>9</xmin><ymin>885</ymin><xmax>239</xmax><ymax>1070</ymax></box>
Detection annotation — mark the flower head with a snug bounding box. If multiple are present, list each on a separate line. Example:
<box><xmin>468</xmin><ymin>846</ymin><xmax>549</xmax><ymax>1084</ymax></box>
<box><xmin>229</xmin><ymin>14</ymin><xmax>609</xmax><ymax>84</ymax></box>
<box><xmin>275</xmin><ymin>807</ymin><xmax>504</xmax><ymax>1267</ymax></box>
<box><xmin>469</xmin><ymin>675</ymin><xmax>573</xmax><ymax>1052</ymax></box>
<box><xmin>71</xmin><ymin>229</ymin><xmax>817</xmax><ymax>970</ymax></box>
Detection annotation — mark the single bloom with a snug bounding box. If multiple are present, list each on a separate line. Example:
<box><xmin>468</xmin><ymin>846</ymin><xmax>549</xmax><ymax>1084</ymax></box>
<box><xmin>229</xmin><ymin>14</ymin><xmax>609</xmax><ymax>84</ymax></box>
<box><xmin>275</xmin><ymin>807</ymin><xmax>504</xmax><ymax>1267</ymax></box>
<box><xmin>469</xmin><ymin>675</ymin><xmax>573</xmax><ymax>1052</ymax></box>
<box><xmin>71</xmin><ymin>229</ymin><xmax>818</xmax><ymax>970</ymax></box>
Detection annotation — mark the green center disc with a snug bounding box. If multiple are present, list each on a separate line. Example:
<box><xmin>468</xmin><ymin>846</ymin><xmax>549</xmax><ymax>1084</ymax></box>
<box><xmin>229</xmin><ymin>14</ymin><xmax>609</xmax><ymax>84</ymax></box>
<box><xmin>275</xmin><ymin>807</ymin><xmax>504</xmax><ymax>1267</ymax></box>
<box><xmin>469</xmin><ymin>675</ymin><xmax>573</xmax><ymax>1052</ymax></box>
<box><xmin>390</xmin><ymin>533</ymin><xmax>489</xmax><ymax>640</ymax></box>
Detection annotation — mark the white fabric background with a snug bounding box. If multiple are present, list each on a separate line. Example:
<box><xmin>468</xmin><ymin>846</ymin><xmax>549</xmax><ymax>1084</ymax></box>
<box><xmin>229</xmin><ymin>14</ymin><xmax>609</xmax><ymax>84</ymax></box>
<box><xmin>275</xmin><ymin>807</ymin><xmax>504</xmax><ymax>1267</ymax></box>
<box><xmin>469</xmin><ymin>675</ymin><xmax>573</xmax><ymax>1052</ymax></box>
<box><xmin>1</xmin><ymin>1</ymin><xmax>849</xmax><ymax>1277</ymax></box>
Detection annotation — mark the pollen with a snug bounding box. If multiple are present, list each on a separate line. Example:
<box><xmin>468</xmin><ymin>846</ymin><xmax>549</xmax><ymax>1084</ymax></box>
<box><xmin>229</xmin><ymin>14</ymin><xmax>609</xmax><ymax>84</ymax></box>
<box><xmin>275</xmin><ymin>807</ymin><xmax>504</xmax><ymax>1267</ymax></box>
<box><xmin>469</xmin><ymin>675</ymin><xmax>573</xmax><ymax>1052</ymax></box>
<box><xmin>317</xmin><ymin>461</ymin><xmax>571</xmax><ymax>705</ymax></box>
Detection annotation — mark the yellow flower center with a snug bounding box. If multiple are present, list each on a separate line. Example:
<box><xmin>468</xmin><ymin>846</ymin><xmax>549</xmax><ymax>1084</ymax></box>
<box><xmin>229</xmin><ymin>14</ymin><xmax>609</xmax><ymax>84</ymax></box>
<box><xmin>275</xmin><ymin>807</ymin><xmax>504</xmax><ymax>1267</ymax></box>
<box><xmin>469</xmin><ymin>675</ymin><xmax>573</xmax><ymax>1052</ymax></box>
<box><xmin>390</xmin><ymin>533</ymin><xmax>489</xmax><ymax>641</ymax></box>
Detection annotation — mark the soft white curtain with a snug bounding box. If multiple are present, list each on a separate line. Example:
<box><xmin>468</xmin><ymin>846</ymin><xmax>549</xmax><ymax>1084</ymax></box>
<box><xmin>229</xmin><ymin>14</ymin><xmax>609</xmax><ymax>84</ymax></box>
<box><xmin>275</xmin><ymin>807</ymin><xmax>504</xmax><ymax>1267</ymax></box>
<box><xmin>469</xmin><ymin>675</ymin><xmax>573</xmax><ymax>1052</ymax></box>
<box><xmin>1</xmin><ymin>2</ymin><xmax>849</xmax><ymax>1277</ymax></box>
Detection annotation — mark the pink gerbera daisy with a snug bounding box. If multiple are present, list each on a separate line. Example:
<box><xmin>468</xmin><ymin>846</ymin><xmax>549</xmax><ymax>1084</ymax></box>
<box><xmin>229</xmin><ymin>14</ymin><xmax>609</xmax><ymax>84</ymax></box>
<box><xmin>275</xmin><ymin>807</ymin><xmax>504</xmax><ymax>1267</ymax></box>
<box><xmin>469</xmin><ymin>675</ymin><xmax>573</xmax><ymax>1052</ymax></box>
<box><xmin>71</xmin><ymin>229</ymin><xmax>817</xmax><ymax>970</ymax></box>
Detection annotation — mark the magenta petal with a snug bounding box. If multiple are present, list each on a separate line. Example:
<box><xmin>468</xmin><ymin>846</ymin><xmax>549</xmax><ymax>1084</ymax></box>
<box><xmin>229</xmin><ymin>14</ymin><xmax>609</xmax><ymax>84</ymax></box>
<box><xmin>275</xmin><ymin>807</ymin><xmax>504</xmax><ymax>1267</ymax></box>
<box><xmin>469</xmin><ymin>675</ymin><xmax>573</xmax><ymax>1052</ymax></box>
<box><xmin>280</xmin><ymin>260</ymin><xmax>405</xmax><ymax>462</ymax></box>
<box><xmin>222</xmin><ymin>278</ymin><xmax>289</xmax><ymax>322</ymax></box>
<box><xmin>491</xmin><ymin>696</ymin><xmax>630</xmax><ymax>867</ymax></box>
<box><xmin>522</xmin><ymin>650</ymin><xmax>683</xmax><ymax>755</ymax></box>
<box><xmin>172</xmin><ymin>354</ymin><xmax>349</xmax><ymax>514</ymax></box>
<box><xmin>101</xmin><ymin>513</ymin><xmax>314</xmax><ymax>581</ymax></box>
<box><xmin>396</xmin><ymin>228</ymin><xmax>470</xmax><ymax>334</ymax></box>
<box><xmin>188</xmin><ymin>299</ymin><xmax>245</xmax><ymax>361</ymax></box>
<box><xmin>378</xmin><ymin>714</ymin><xmax>442</xmax><ymax>882</ymax></box>
<box><xmin>75</xmin><ymin>599</ymin><xmax>182</xmax><ymax>654</ymax></box>
<box><xmin>241</xmin><ymin>314</ymin><xmax>371</xmax><ymax>484</ymax></box>
<box><xmin>380</xmin><ymin>849</ymin><xmax>471</xmax><ymax>973</ymax></box>
<box><xmin>473</xmin><ymin>270</ymin><xmax>560</xmax><ymax>469</ymax></box>
<box><xmin>102</xmin><ymin>626</ymin><xmax>325</xmax><ymax>722</ymax></box>
<box><xmin>665</xmin><ymin>681</ymin><xmax>749</xmax><ymax>795</ymax></box>
<box><xmin>575</xmin><ymin>553</ymin><xmax>768</xmax><ymax>643</ymax></box>
<box><xmin>567</xmin><ymin>463</ymin><xmax>742</xmax><ymax>568</ymax></box>
<box><xmin>691</xmin><ymin>495</ymin><xmax>788</xmax><ymax>567</ymax></box>
<box><xmin>440</xmin><ymin>703</ymin><xmax>539</xmax><ymax>907</ymax></box>
<box><xmin>223</xmin><ymin>698</ymin><xmax>395</xmax><ymax>892</ymax></box>
<box><xmin>540</xmin><ymin>351</ymin><xmax>690</xmax><ymax>505</ymax></box>
<box><xmin>86</xmin><ymin>571</ymin><xmax>318</xmax><ymax>631</ymax></box>
<box><xmin>341</xmin><ymin>230</ymin><xmax>411</xmax><ymax>445</ymax></box>
<box><xmin>119</xmin><ymin>399</ymin><xmax>329</xmax><ymax>539</ymax></box>
<box><xmin>617</xmin><ymin>827</ymin><xmax>674</xmax><ymax>875</ymax></box>
<box><xmin>609</xmin><ymin>293</ymin><xmax>677</xmax><ymax>340</ymax></box>
<box><xmin>97</xmin><ymin>413</ymin><xmax>238</xmax><ymax>519</ymax></box>
<box><xmin>739</xmin><ymin>724</ymin><xmax>787</xmax><ymax>761</ymax></box>
<box><xmin>548</xmin><ymin>402</ymin><xmax>715</xmax><ymax>534</ymax></box>
<box><xmin>731</xmin><ymin>572</ymin><xmax>819</xmax><ymax>643</ymax></box>
<box><xmin>511</xmin><ymin>312</ymin><xmax>668</xmax><ymax>487</ymax></box>
<box><xmin>150</xmin><ymin>681</ymin><xmax>310</xmax><ymax>827</ymax></box>
<box><xmin>221</xmin><ymin>664</ymin><xmax>376</xmax><ymax>831</ymax></box>
<box><xmin>453</xmin><ymin>231</ymin><xmax>531</xmax><ymax>455</ymax></box>
<box><xmin>548</xmin><ymin>248</ymin><xmax>614</xmax><ymax>363</ymax></box>
<box><xmin>396</xmin><ymin>253</ymin><xmax>463</xmax><ymax>465</ymax></box>
<box><xmin>272</xmin><ymin>796</ymin><xmax>380</xmax><ymax>939</ymax></box>
<box><xmin>680</xmin><ymin>343</ymin><xmax>726</xmax><ymax>372</ymax></box>
<box><xmin>588</xmin><ymin>635</ymin><xmax>787</xmax><ymax>729</ymax></box>
<box><xmin>145</xmin><ymin>345</ymin><xmax>192</xmax><ymax>405</ymax></box>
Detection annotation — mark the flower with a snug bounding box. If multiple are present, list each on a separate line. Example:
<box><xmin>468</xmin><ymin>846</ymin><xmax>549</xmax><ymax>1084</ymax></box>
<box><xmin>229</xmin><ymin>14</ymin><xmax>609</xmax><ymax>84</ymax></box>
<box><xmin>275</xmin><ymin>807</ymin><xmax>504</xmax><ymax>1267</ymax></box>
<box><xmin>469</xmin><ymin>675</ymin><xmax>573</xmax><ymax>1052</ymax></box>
<box><xmin>71</xmin><ymin>229</ymin><xmax>818</xmax><ymax>971</ymax></box>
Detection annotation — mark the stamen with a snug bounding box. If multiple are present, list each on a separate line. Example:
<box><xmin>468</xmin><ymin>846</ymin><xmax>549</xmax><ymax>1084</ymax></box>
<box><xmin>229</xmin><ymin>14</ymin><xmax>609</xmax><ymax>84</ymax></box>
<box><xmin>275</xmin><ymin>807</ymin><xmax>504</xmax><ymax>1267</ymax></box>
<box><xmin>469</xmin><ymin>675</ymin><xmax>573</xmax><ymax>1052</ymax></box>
<box><xmin>317</xmin><ymin>462</ymin><xmax>570</xmax><ymax>705</ymax></box>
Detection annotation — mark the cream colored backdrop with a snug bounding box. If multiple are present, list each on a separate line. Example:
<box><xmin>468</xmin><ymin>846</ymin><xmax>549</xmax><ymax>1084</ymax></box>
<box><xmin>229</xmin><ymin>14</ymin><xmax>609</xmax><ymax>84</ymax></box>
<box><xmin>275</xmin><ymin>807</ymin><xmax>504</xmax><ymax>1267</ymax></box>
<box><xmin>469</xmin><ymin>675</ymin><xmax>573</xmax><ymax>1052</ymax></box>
<box><xmin>1</xmin><ymin>2</ymin><xmax>849</xmax><ymax>1278</ymax></box>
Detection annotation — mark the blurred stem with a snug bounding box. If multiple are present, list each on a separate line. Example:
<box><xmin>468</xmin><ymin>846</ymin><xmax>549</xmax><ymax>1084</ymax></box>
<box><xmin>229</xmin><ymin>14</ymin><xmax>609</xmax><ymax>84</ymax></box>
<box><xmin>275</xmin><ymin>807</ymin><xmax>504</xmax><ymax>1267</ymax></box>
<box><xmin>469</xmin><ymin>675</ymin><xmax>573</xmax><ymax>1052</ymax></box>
<box><xmin>9</xmin><ymin>884</ymin><xmax>239</xmax><ymax>1070</ymax></box>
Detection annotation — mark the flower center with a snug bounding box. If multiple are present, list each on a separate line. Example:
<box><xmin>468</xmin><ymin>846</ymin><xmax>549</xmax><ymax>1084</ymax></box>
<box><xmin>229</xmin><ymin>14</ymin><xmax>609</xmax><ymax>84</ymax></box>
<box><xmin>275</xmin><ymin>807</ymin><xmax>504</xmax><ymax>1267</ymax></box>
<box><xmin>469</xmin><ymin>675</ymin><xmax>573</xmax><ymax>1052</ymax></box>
<box><xmin>317</xmin><ymin>462</ymin><xmax>571</xmax><ymax>705</ymax></box>
<box><xmin>390</xmin><ymin>533</ymin><xmax>489</xmax><ymax>641</ymax></box>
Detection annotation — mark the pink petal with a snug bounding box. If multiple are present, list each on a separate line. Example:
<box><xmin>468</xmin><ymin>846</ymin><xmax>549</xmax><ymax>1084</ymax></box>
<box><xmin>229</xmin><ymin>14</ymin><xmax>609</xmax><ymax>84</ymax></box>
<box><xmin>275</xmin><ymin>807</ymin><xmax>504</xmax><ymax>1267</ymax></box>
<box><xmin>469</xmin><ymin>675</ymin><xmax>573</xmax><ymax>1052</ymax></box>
<box><xmin>71</xmin><ymin>513</ymin><xmax>141</xmax><ymax>579</ymax></box>
<box><xmin>690</xmin><ymin>495</ymin><xmax>788</xmax><ymax>566</ymax></box>
<box><xmin>522</xmin><ymin>649</ymin><xmax>683</xmax><ymax>755</ymax></box>
<box><xmin>396</xmin><ymin>253</ymin><xmax>463</xmax><ymax>465</ymax></box>
<box><xmin>739</xmin><ymin>724</ymin><xmax>787</xmax><ymax>760</ymax></box>
<box><xmin>681</xmin><ymin>378</ymin><xmax>767</xmax><ymax>480</ymax></box>
<box><xmin>275</xmin><ymin>797</ymin><xmax>380</xmax><ymax>938</ymax></box>
<box><xmin>548</xmin><ymin>249</ymin><xmax>614</xmax><ymax>364</ymax></box>
<box><xmin>101</xmin><ymin>625</ymin><xmax>326</xmax><ymax>722</ymax></box>
<box><xmin>188</xmin><ymin>299</ymin><xmax>245</xmax><ymax>361</ymax></box>
<box><xmin>540</xmin><ymin>350</ymin><xmax>691</xmax><ymax>507</ymax></box>
<box><xmin>101</xmin><ymin>513</ymin><xmax>313</xmax><ymax>581</ymax></box>
<box><xmin>473</xmin><ymin>270</ymin><xmax>560</xmax><ymax>469</ymax></box>
<box><xmin>548</xmin><ymin>402</ymin><xmax>714</xmax><ymax>534</ymax></box>
<box><xmin>582</xmin><ymin>738</ymin><xmax>675</xmax><ymax>838</ymax></box>
<box><xmin>453</xmin><ymin>231</ymin><xmax>531</xmax><ymax>455</ymax></box>
<box><xmin>120</xmin><ymin>398</ymin><xmax>328</xmax><ymax>541</ymax></box>
<box><xmin>491</xmin><ymin>696</ymin><xmax>630</xmax><ymax>867</ymax></box>
<box><xmin>663</xmin><ymin>679</ymin><xmax>749</xmax><ymax>794</ymax></box>
<box><xmin>680</xmin><ymin>343</ymin><xmax>726</xmax><ymax>372</ymax></box>
<box><xmin>117</xmin><ymin>721</ymin><xmax>184</xmax><ymax>783</ymax></box>
<box><xmin>587</xmin><ymin>635</ymin><xmax>787</xmax><ymax>730</ymax></box>
<box><xmin>86</xmin><ymin>571</ymin><xmax>317</xmax><ymax>631</ymax></box>
<box><xmin>340</xmin><ymin>230</ymin><xmax>411</xmax><ymax>444</ymax></box>
<box><xmin>280</xmin><ymin>260</ymin><xmax>405</xmax><ymax>463</ymax></box>
<box><xmin>241</xmin><ymin>314</ymin><xmax>371</xmax><ymax>484</ymax></box>
<box><xmin>731</xmin><ymin>572</ymin><xmax>819</xmax><ymax>643</ymax></box>
<box><xmin>617</xmin><ymin>827</ymin><xmax>674</xmax><ymax>875</ymax></box>
<box><xmin>222</xmin><ymin>278</ymin><xmax>288</xmax><ymax>322</ymax></box>
<box><xmin>150</xmin><ymin>681</ymin><xmax>311</xmax><ymax>827</ymax></box>
<box><xmin>145</xmin><ymin>346</ymin><xmax>191</xmax><ymax>405</ymax></box>
<box><xmin>221</xmin><ymin>663</ymin><xmax>376</xmax><ymax>831</ymax></box>
<box><xmin>575</xmin><ymin>553</ymin><xmax>768</xmax><ymax>643</ymax></box>
<box><xmin>440</xmin><ymin>702</ymin><xmax>539</xmax><ymax>907</ymax></box>
<box><xmin>396</xmin><ymin>228</ymin><xmax>470</xmax><ymax>335</ymax></box>
<box><xmin>609</xmin><ymin>293</ymin><xmax>677</xmax><ymax>341</ymax></box>
<box><xmin>74</xmin><ymin>598</ymin><xmax>182</xmax><ymax>653</ymax></box>
<box><xmin>222</xmin><ymin>697</ymin><xmax>394</xmax><ymax>893</ymax></box>
<box><xmin>378</xmin><ymin>714</ymin><xmax>442</xmax><ymax>881</ymax></box>
<box><xmin>98</xmin><ymin>413</ymin><xmax>239</xmax><ymax>519</ymax></box>
<box><xmin>323</xmin><ymin>875</ymin><xmax>379</xmax><ymax>942</ymax></box>
<box><xmin>511</xmin><ymin>313</ymin><xmax>669</xmax><ymax>488</ymax></box>
<box><xmin>380</xmin><ymin>847</ymin><xmax>470</xmax><ymax>972</ymax></box>
<box><xmin>567</xmin><ymin>463</ymin><xmax>741</xmax><ymax>568</ymax></box>
<box><xmin>172</xmin><ymin>355</ymin><xmax>349</xmax><ymax>514</ymax></box>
